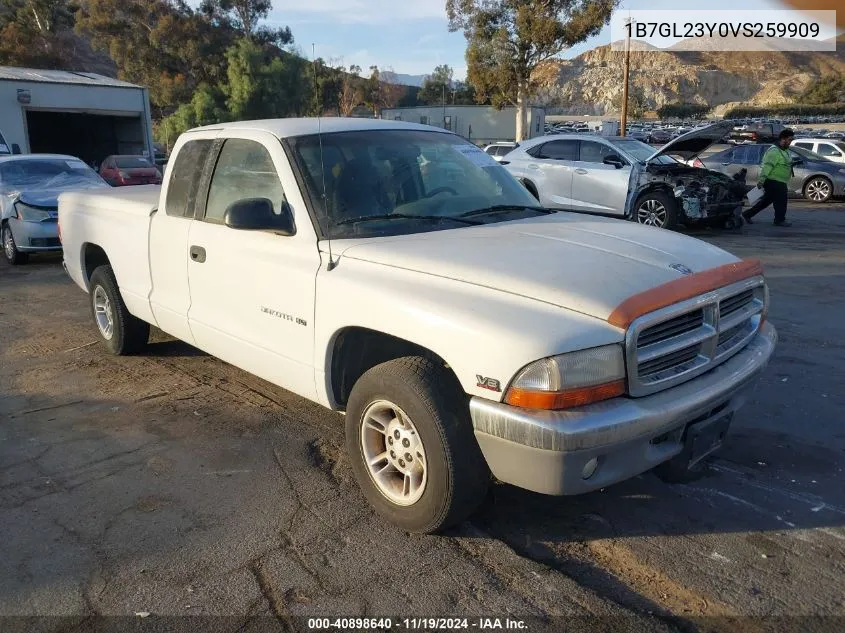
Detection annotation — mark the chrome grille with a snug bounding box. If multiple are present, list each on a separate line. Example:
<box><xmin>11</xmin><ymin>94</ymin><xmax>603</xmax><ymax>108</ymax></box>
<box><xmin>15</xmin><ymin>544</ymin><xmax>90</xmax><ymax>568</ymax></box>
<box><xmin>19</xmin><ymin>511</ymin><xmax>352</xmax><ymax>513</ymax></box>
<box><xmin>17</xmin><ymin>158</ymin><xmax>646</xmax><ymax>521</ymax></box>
<box><xmin>638</xmin><ymin>309</ymin><xmax>704</xmax><ymax>347</ymax></box>
<box><xmin>626</xmin><ymin>277</ymin><xmax>766</xmax><ymax>397</ymax></box>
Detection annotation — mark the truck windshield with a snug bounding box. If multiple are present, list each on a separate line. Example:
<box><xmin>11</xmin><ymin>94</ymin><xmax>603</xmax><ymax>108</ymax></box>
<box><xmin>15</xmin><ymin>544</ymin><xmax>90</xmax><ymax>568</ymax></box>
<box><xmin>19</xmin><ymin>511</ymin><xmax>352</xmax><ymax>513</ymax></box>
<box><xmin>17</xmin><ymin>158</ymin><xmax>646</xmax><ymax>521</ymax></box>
<box><xmin>0</xmin><ymin>158</ymin><xmax>103</xmax><ymax>190</ymax></box>
<box><xmin>290</xmin><ymin>129</ymin><xmax>543</xmax><ymax>239</ymax></box>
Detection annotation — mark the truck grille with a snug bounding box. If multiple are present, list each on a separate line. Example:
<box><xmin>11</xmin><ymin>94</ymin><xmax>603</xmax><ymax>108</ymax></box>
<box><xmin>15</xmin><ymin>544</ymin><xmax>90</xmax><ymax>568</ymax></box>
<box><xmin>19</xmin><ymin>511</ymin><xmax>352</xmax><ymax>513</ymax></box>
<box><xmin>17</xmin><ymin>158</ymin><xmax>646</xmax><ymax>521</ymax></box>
<box><xmin>626</xmin><ymin>278</ymin><xmax>766</xmax><ymax>397</ymax></box>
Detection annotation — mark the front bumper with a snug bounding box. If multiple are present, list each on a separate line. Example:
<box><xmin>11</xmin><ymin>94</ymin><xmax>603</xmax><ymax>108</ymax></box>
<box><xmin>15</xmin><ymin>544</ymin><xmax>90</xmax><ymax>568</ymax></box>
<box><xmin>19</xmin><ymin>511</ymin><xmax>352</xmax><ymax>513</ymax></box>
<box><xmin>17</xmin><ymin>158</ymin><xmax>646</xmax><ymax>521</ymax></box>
<box><xmin>470</xmin><ymin>322</ymin><xmax>777</xmax><ymax>496</ymax></box>
<box><xmin>12</xmin><ymin>220</ymin><xmax>61</xmax><ymax>252</ymax></box>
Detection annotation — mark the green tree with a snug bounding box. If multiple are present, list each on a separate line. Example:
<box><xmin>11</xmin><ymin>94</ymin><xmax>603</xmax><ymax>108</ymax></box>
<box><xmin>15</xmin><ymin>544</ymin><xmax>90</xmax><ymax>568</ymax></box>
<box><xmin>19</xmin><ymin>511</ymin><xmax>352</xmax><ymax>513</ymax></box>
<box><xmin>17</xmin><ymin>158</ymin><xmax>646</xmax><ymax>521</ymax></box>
<box><xmin>447</xmin><ymin>0</ymin><xmax>618</xmax><ymax>140</ymax></box>
<box><xmin>158</xmin><ymin>83</ymin><xmax>228</xmax><ymax>146</ymax></box>
<box><xmin>0</xmin><ymin>0</ymin><xmax>76</xmax><ymax>67</ymax></box>
<box><xmin>418</xmin><ymin>64</ymin><xmax>454</xmax><ymax>105</ymax></box>
<box><xmin>338</xmin><ymin>64</ymin><xmax>363</xmax><ymax>116</ymax></box>
<box><xmin>76</xmin><ymin>0</ymin><xmax>216</xmax><ymax>113</ymax></box>
<box><xmin>657</xmin><ymin>103</ymin><xmax>709</xmax><ymax>120</ymax></box>
<box><xmin>224</xmin><ymin>37</ymin><xmax>309</xmax><ymax>120</ymax></box>
<box><xmin>198</xmin><ymin>0</ymin><xmax>292</xmax><ymax>46</ymax></box>
<box><xmin>799</xmin><ymin>76</ymin><xmax>845</xmax><ymax>105</ymax></box>
<box><xmin>611</xmin><ymin>85</ymin><xmax>645</xmax><ymax>119</ymax></box>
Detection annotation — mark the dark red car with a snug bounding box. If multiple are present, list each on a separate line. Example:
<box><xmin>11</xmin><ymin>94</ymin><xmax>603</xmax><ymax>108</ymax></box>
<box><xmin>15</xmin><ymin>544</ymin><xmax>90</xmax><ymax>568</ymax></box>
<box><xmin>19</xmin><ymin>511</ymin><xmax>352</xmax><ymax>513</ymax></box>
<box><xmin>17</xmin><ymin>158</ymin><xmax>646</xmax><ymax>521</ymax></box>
<box><xmin>99</xmin><ymin>155</ymin><xmax>162</xmax><ymax>187</ymax></box>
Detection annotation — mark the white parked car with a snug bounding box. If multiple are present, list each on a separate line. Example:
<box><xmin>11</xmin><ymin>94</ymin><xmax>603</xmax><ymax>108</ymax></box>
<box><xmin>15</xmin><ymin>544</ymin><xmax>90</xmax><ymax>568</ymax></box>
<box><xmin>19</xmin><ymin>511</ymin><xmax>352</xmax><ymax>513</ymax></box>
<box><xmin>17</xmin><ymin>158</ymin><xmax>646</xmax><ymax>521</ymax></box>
<box><xmin>59</xmin><ymin>118</ymin><xmax>776</xmax><ymax>533</ymax></box>
<box><xmin>790</xmin><ymin>138</ymin><xmax>845</xmax><ymax>164</ymax></box>
<box><xmin>482</xmin><ymin>142</ymin><xmax>518</xmax><ymax>162</ymax></box>
<box><xmin>1</xmin><ymin>154</ymin><xmax>109</xmax><ymax>264</ymax></box>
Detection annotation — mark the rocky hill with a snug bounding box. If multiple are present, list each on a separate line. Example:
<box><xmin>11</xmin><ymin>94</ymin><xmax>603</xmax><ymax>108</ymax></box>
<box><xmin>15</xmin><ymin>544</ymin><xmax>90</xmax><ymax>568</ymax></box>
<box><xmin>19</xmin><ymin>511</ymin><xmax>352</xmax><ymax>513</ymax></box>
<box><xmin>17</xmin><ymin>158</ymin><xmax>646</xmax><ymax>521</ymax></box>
<box><xmin>540</xmin><ymin>35</ymin><xmax>845</xmax><ymax>115</ymax></box>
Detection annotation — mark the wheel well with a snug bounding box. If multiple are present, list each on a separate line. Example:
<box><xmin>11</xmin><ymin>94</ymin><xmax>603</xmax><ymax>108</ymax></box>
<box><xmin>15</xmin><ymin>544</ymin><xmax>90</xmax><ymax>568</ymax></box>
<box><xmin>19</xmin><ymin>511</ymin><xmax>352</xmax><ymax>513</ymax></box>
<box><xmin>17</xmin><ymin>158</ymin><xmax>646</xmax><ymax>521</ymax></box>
<box><xmin>82</xmin><ymin>243</ymin><xmax>110</xmax><ymax>288</ymax></box>
<box><xmin>521</xmin><ymin>179</ymin><xmax>539</xmax><ymax>200</ymax></box>
<box><xmin>329</xmin><ymin>327</ymin><xmax>456</xmax><ymax>408</ymax></box>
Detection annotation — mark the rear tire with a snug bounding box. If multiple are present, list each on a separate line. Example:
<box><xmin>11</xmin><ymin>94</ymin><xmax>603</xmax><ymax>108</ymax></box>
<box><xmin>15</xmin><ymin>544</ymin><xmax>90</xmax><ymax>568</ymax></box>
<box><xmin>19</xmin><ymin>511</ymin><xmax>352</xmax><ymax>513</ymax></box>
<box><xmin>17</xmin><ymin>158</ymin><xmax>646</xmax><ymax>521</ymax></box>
<box><xmin>2</xmin><ymin>223</ymin><xmax>28</xmax><ymax>265</ymax></box>
<box><xmin>345</xmin><ymin>356</ymin><xmax>490</xmax><ymax>534</ymax></box>
<box><xmin>89</xmin><ymin>264</ymin><xmax>149</xmax><ymax>355</ymax></box>
<box><xmin>634</xmin><ymin>191</ymin><xmax>678</xmax><ymax>229</ymax></box>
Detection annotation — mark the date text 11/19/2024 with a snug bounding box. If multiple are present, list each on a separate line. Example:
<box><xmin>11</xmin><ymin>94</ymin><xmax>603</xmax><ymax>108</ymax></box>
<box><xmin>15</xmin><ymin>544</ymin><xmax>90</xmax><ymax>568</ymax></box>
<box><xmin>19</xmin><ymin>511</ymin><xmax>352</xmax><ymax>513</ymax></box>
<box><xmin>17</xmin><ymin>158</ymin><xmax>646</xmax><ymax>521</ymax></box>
<box><xmin>307</xmin><ymin>617</ymin><xmax>528</xmax><ymax>630</ymax></box>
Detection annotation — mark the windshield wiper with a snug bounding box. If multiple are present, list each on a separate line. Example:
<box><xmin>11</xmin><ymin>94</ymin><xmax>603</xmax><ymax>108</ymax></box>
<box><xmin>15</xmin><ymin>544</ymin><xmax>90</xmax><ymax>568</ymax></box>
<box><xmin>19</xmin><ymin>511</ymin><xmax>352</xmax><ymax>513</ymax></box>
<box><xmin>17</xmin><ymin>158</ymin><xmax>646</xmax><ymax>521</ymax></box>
<box><xmin>458</xmin><ymin>204</ymin><xmax>556</xmax><ymax>219</ymax></box>
<box><xmin>335</xmin><ymin>213</ymin><xmax>481</xmax><ymax>227</ymax></box>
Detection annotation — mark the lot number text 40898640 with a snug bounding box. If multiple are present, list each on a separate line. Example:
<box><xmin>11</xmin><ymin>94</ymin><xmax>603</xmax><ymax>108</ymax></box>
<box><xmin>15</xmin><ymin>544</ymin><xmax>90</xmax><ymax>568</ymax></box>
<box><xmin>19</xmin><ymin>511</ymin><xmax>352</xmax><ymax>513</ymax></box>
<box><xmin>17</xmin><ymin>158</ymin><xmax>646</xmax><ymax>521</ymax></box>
<box><xmin>307</xmin><ymin>617</ymin><xmax>528</xmax><ymax>630</ymax></box>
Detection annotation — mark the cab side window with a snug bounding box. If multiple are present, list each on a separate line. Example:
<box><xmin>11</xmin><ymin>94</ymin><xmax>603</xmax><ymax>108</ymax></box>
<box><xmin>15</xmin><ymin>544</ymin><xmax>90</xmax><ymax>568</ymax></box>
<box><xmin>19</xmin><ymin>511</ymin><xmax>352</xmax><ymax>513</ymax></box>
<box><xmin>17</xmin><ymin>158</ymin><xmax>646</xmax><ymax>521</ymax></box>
<box><xmin>165</xmin><ymin>139</ymin><xmax>213</xmax><ymax>217</ymax></box>
<box><xmin>204</xmin><ymin>139</ymin><xmax>285</xmax><ymax>224</ymax></box>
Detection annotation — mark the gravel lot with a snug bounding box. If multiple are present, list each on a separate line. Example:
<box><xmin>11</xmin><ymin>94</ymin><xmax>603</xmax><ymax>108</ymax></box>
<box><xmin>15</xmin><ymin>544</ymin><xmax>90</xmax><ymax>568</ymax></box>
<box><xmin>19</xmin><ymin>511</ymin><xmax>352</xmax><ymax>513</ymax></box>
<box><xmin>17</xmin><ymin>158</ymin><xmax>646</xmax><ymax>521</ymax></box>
<box><xmin>1</xmin><ymin>201</ymin><xmax>844</xmax><ymax>632</ymax></box>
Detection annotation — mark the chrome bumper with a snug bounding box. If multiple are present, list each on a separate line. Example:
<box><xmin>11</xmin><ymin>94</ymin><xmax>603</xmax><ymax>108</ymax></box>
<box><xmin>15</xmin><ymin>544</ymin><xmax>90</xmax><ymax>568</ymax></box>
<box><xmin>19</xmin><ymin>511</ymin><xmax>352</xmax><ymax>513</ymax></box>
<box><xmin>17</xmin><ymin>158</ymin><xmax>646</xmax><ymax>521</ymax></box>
<box><xmin>470</xmin><ymin>322</ymin><xmax>777</xmax><ymax>495</ymax></box>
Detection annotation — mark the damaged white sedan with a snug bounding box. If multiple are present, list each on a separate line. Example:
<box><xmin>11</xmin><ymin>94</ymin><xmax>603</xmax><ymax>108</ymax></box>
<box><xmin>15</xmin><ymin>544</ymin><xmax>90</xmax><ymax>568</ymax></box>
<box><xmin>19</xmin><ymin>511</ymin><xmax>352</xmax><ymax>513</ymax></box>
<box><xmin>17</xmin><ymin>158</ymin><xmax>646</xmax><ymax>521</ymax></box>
<box><xmin>504</xmin><ymin>122</ymin><xmax>748</xmax><ymax>230</ymax></box>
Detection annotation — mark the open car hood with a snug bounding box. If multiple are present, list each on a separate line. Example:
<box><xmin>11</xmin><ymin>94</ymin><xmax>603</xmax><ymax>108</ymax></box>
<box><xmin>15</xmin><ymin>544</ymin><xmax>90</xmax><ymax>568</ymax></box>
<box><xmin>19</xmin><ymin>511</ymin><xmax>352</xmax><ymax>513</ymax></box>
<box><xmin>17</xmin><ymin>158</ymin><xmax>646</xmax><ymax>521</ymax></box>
<box><xmin>647</xmin><ymin>122</ymin><xmax>734</xmax><ymax>162</ymax></box>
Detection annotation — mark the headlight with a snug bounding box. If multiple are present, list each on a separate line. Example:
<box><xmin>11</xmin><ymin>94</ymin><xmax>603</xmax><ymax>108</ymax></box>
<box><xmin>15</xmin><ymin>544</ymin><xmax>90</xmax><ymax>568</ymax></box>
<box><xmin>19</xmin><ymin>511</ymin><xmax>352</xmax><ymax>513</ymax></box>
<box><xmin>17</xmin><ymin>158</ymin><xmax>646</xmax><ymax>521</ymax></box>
<box><xmin>118</xmin><ymin>170</ymin><xmax>130</xmax><ymax>179</ymax></box>
<box><xmin>504</xmin><ymin>344</ymin><xmax>626</xmax><ymax>410</ymax></box>
<box><xmin>15</xmin><ymin>202</ymin><xmax>52</xmax><ymax>221</ymax></box>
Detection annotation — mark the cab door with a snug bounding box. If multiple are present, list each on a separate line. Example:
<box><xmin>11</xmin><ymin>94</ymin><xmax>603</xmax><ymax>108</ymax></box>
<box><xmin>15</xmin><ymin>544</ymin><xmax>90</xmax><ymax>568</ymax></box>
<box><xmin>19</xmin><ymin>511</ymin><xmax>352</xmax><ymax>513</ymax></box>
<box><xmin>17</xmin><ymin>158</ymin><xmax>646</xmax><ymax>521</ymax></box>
<box><xmin>185</xmin><ymin>131</ymin><xmax>321</xmax><ymax>401</ymax></box>
<box><xmin>148</xmin><ymin>136</ymin><xmax>216</xmax><ymax>344</ymax></box>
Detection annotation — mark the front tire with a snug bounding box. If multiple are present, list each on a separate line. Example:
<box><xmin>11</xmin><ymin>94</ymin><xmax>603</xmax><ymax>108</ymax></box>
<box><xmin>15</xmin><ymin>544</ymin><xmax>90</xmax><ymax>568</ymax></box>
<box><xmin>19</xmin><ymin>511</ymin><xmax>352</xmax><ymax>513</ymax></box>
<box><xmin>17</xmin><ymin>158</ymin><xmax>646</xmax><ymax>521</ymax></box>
<box><xmin>2</xmin><ymin>223</ymin><xmax>28</xmax><ymax>265</ymax></box>
<box><xmin>634</xmin><ymin>191</ymin><xmax>678</xmax><ymax>229</ymax></box>
<box><xmin>89</xmin><ymin>265</ymin><xmax>149</xmax><ymax>355</ymax></box>
<box><xmin>803</xmin><ymin>177</ymin><xmax>832</xmax><ymax>203</ymax></box>
<box><xmin>345</xmin><ymin>357</ymin><xmax>490</xmax><ymax>534</ymax></box>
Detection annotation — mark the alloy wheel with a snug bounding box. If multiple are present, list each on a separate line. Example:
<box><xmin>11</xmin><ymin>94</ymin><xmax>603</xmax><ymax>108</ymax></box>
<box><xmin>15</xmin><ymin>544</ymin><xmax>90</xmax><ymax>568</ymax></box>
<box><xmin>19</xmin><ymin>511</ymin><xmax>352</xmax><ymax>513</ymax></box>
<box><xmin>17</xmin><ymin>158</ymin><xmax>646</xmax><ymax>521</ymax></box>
<box><xmin>805</xmin><ymin>178</ymin><xmax>831</xmax><ymax>202</ymax></box>
<box><xmin>3</xmin><ymin>226</ymin><xmax>14</xmax><ymax>260</ymax></box>
<box><xmin>637</xmin><ymin>199</ymin><xmax>668</xmax><ymax>227</ymax></box>
<box><xmin>93</xmin><ymin>285</ymin><xmax>115</xmax><ymax>340</ymax></box>
<box><xmin>360</xmin><ymin>400</ymin><xmax>428</xmax><ymax>506</ymax></box>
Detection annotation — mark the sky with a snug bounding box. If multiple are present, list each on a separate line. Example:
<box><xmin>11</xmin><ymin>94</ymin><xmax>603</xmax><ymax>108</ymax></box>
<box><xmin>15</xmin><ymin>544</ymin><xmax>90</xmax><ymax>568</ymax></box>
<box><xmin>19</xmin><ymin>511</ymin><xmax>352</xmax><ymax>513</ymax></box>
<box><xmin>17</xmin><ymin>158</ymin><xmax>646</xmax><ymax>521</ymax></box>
<box><xmin>256</xmin><ymin>0</ymin><xmax>807</xmax><ymax>80</ymax></box>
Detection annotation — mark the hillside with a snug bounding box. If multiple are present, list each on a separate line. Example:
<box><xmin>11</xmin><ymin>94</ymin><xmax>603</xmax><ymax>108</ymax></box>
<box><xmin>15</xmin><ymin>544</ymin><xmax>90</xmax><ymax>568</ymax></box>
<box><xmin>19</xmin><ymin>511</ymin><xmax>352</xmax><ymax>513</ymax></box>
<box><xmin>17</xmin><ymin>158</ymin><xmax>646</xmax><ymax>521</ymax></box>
<box><xmin>541</xmin><ymin>35</ymin><xmax>845</xmax><ymax>115</ymax></box>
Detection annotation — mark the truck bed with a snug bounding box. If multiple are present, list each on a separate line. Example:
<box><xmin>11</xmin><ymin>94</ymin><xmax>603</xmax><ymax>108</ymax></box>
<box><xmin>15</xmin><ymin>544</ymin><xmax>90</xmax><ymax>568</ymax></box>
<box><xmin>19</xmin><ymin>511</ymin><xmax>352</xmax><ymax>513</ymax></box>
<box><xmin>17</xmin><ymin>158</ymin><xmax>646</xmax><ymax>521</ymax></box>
<box><xmin>59</xmin><ymin>185</ymin><xmax>162</xmax><ymax>325</ymax></box>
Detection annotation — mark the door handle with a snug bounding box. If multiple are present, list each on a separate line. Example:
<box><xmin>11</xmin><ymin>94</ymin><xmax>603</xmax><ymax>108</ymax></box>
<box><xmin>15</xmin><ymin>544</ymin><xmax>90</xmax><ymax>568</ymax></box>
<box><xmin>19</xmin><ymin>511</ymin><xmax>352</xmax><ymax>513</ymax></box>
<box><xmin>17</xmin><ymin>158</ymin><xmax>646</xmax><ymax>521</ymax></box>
<box><xmin>189</xmin><ymin>245</ymin><xmax>206</xmax><ymax>263</ymax></box>
<box><xmin>575</xmin><ymin>168</ymin><xmax>588</xmax><ymax>175</ymax></box>
<box><xmin>527</xmin><ymin>164</ymin><xmax>539</xmax><ymax>169</ymax></box>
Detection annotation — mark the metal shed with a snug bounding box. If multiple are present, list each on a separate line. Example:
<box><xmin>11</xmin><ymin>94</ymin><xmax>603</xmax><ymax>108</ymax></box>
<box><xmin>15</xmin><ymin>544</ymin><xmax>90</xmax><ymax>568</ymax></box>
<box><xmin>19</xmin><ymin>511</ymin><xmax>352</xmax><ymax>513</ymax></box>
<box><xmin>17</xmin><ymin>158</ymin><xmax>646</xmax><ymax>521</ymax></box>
<box><xmin>0</xmin><ymin>66</ymin><xmax>154</xmax><ymax>167</ymax></box>
<box><xmin>380</xmin><ymin>105</ymin><xmax>546</xmax><ymax>145</ymax></box>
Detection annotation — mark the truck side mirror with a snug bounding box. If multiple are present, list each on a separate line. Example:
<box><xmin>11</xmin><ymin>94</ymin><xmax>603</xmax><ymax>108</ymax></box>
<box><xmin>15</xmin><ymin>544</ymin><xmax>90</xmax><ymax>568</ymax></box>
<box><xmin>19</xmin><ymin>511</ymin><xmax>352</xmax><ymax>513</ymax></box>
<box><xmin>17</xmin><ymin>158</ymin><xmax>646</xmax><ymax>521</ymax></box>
<box><xmin>11</xmin><ymin>144</ymin><xmax>21</xmax><ymax>155</ymax></box>
<box><xmin>223</xmin><ymin>197</ymin><xmax>295</xmax><ymax>236</ymax></box>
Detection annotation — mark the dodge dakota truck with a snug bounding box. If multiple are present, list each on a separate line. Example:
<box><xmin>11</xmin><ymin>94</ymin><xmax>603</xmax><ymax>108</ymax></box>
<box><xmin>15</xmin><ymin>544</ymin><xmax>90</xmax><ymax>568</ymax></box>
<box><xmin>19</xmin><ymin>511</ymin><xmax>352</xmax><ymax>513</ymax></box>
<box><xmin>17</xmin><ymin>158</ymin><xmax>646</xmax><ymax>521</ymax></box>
<box><xmin>59</xmin><ymin>118</ymin><xmax>777</xmax><ymax>534</ymax></box>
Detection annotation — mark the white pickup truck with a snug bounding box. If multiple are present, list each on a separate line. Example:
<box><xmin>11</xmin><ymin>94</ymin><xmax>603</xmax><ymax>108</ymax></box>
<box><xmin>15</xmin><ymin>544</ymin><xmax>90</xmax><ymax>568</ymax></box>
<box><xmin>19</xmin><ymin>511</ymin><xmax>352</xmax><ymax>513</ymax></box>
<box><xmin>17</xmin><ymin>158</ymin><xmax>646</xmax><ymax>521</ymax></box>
<box><xmin>59</xmin><ymin>118</ymin><xmax>777</xmax><ymax>533</ymax></box>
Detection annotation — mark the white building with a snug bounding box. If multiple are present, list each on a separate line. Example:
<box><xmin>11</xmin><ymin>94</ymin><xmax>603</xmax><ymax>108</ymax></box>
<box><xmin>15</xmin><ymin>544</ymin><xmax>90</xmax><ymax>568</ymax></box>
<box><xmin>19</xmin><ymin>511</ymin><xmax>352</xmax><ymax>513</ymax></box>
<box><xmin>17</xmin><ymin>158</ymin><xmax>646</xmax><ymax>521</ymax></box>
<box><xmin>0</xmin><ymin>66</ymin><xmax>154</xmax><ymax>166</ymax></box>
<box><xmin>380</xmin><ymin>105</ymin><xmax>545</xmax><ymax>144</ymax></box>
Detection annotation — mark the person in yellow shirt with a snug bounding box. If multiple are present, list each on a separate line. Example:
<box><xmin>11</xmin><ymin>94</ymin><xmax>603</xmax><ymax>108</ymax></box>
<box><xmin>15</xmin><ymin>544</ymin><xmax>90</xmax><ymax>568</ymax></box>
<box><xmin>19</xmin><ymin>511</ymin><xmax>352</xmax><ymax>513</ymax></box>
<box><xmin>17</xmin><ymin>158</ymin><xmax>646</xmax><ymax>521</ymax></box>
<box><xmin>742</xmin><ymin>129</ymin><xmax>795</xmax><ymax>227</ymax></box>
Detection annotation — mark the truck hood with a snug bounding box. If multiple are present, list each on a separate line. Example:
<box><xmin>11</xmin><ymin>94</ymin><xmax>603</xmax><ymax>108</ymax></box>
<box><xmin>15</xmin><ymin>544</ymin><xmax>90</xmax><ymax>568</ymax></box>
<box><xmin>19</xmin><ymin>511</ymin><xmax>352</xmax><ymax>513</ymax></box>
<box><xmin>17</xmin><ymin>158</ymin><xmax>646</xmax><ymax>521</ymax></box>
<box><xmin>337</xmin><ymin>214</ymin><xmax>738</xmax><ymax>323</ymax></box>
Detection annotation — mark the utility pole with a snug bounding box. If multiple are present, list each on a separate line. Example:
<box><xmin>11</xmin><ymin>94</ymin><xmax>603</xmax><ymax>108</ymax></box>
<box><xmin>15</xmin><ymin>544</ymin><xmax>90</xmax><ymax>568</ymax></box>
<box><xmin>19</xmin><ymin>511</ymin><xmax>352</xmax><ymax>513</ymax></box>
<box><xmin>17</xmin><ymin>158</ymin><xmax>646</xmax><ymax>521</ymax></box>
<box><xmin>620</xmin><ymin>18</ymin><xmax>631</xmax><ymax>137</ymax></box>
<box><xmin>442</xmin><ymin>84</ymin><xmax>447</xmax><ymax>128</ymax></box>
<box><xmin>312</xmin><ymin>44</ymin><xmax>319</xmax><ymax>115</ymax></box>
